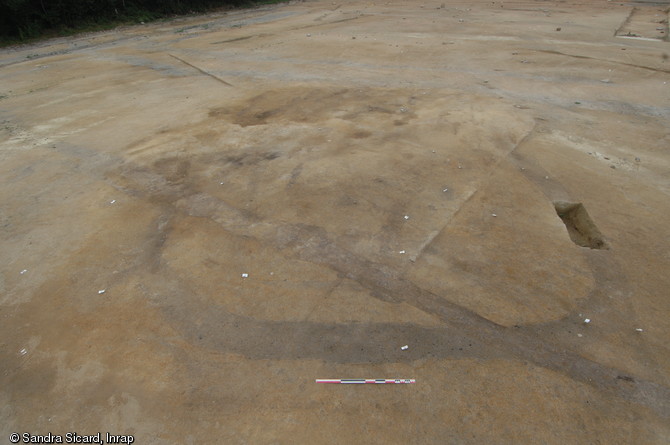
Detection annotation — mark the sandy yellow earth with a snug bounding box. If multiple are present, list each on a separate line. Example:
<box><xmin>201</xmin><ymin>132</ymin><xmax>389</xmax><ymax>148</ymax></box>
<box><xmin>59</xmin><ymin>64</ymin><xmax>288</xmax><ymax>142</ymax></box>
<box><xmin>1</xmin><ymin>0</ymin><xmax>669</xmax><ymax>443</ymax></box>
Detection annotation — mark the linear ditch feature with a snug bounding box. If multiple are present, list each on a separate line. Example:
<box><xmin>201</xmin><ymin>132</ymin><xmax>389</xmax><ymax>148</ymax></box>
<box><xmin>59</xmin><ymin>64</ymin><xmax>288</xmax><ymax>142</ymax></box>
<box><xmin>614</xmin><ymin>6</ymin><xmax>669</xmax><ymax>41</ymax></box>
<box><xmin>554</xmin><ymin>201</ymin><xmax>608</xmax><ymax>249</ymax></box>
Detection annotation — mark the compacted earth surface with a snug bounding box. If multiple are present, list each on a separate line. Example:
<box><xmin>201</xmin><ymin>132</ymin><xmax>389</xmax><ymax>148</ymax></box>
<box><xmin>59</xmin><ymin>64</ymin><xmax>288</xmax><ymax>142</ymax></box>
<box><xmin>1</xmin><ymin>0</ymin><xmax>669</xmax><ymax>443</ymax></box>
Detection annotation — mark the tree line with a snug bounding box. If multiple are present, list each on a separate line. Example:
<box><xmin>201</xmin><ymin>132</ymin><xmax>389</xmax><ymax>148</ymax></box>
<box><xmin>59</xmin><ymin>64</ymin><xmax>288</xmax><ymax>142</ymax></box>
<box><xmin>1</xmin><ymin>0</ymin><xmax>255</xmax><ymax>41</ymax></box>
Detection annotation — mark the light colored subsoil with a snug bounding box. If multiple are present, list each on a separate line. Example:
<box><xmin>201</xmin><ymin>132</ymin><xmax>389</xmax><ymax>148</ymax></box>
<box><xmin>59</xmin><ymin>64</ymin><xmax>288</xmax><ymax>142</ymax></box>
<box><xmin>1</xmin><ymin>0</ymin><xmax>669</xmax><ymax>443</ymax></box>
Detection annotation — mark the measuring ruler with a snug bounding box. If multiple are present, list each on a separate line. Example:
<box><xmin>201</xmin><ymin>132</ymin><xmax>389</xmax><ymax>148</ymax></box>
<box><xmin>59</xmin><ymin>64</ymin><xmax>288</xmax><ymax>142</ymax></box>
<box><xmin>316</xmin><ymin>379</ymin><xmax>415</xmax><ymax>384</ymax></box>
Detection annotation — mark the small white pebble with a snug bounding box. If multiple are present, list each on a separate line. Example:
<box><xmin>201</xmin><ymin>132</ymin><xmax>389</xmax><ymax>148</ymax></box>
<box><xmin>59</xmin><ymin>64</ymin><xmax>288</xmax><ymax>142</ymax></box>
<box><xmin>443</xmin><ymin>188</ymin><xmax>448</xmax><ymax>192</ymax></box>
<box><xmin>220</xmin><ymin>182</ymin><xmax>224</xmax><ymax>185</ymax></box>
<box><xmin>399</xmin><ymin>250</ymin><xmax>406</xmax><ymax>254</ymax></box>
<box><xmin>492</xmin><ymin>213</ymin><xmax>497</xmax><ymax>217</ymax></box>
<box><xmin>584</xmin><ymin>318</ymin><xmax>591</xmax><ymax>323</ymax></box>
<box><xmin>98</xmin><ymin>289</ymin><xmax>106</xmax><ymax>295</ymax></box>
<box><xmin>577</xmin><ymin>334</ymin><xmax>583</xmax><ymax>337</ymax></box>
<box><xmin>635</xmin><ymin>328</ymin><xmax>643</xmax><ymax>332</ymax></box>
<box><xmin>110</xmin><ymin>199</ymin><xmax>116</xmax><ymax>204</ymax></box>
<box><xmin>20</xmin><ymin>269</ymin><xmax>28</xmax><ymax>275</ymax></box>
<box><xmin>401</xmin><ymin>345</ymin><xmax>409</xmax><ymax>350</ymax></box>
<box><xmin>20</xmin><ymin>348</ymin><xmax>27</xmax><ymax>355</ymax></box>
<box><xmin>241</xmin><ymin>273</ymin><xmax>249</xmax><ymax>278</ymax></box>
<box><xmin>404</xmin><ymin>215</ymin><xmax>409</xmax><ymax>220</ymax></box>
<box><xmin>432</xmin><ymin>150</ymin><xmax>436</xmax><ymax>153</ymax></box>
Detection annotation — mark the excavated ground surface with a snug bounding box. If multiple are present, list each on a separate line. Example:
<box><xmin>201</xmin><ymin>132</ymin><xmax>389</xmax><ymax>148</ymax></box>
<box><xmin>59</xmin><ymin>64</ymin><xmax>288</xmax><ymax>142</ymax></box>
<box><xmin>1</xmin><ymin>0</ymin><xmax>670</xmax><ymax>443</ymax></box>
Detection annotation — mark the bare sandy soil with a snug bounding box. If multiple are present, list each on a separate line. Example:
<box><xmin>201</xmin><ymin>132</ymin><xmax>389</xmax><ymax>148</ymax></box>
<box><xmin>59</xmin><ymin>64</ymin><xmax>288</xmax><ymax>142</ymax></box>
<box><xmin>1</xmin><ymin>0</ymin><xmax>670</xmax><ymax>443</ymax></box>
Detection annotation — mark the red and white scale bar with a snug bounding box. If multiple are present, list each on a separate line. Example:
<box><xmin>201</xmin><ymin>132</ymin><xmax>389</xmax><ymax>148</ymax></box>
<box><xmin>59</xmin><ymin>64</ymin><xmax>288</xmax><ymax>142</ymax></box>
<box><xmin>316</xmin><ymin>379</ymin><xmax>415</xmax><ymax>384</ymax></box>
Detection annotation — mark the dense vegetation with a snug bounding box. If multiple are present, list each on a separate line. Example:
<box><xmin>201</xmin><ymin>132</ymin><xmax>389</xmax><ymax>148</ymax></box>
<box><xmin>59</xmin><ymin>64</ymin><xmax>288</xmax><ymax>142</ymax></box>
<box><xmin>1</xmin><ymin>0</ymin><xmax>275</xmax><ymax>42</ymax></box>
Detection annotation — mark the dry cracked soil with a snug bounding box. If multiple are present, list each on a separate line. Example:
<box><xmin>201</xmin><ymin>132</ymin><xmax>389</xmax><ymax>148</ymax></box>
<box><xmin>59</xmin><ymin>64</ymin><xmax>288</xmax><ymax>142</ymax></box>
<box><xmin>1</xmin><ymin>0</ymin><xmax>670</xmax><ymax>443</ymax></box>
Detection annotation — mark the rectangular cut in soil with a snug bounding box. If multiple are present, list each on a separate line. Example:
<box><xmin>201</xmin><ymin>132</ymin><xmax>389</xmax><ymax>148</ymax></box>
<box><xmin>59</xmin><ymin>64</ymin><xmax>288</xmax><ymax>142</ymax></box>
<box><xmin>615</xmin><ymin>6</ymin><xmax>669</xmax><ymax>41</ymax></box>
<box><xmin>554</xmin><ymin>201</ymin><xmax>608</xmax><ymax>250</ymax></box>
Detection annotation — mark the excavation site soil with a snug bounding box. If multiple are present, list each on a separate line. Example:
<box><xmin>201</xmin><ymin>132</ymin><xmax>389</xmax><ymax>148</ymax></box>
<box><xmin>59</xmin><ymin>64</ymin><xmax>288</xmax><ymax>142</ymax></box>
<box><xmin>1</xmin><ymin>0</ymin><xmax>670</xmax><ymax>443</ymax></box>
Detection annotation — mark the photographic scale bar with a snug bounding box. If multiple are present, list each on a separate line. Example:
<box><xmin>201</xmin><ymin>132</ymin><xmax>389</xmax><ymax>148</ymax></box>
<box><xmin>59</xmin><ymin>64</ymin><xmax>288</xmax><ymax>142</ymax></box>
<box><xmin>316</xmin><ymin>379</ymin><xmax>415</xmax><ymax>384</ymax></box>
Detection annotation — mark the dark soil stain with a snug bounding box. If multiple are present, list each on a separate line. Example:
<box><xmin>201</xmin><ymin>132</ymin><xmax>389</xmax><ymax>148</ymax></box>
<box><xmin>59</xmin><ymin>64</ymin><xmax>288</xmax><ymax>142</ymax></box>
<box><xmin>208</xmin><ymin>87</ymin><xmax>418</xmax><ymax>127</ymax></box>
